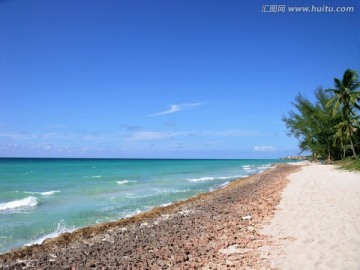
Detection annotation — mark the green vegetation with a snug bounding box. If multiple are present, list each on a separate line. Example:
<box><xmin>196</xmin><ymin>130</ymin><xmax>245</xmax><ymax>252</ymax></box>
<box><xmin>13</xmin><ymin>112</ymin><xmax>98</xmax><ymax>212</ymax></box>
<box><xmin>283</xmin><ymin>69</ymin><xmax>360</xmax><ymax>162</ymax></box>
<box><xmin>336</xmin><ymin>159</ymin><xmax>360</xmax><ymax>171</ymax></box>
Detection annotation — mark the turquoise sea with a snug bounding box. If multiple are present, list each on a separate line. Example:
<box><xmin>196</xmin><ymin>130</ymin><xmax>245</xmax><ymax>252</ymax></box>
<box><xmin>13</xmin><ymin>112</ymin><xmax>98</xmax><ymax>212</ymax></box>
<box><xmin>0</xmin><ymin>158</ymin><xmax>283</xmax><ymax>254</ymax></box>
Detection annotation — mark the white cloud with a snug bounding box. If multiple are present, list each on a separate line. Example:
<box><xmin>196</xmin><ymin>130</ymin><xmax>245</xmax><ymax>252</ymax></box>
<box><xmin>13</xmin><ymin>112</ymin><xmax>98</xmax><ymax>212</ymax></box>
<box><xmin>125</xmin><ymin>131</ymin><xmax>174</xmax><ymax>141</ymax></box>
<box><xmin>125</xmin><ymin>128</ymin><xmax>265</xmax><ymax>142</ymax></box>
<box><xmin>3</xmin><ymin>143</ymin><xmax>19</xmax><ymax>150</ymax></box>
<box><xmin>0</xmin><ymin>131</ymin><xmax>64</xmax><ymax>140</ymax></box>
<box><xmin>0</xmin><ymin>130</ymin><xmax>127</xmax><ymax>143</ymax></box>
<box><xmin>150</xmin><ymin>102</ymin><xmax>202</xmax><ymax>116</ymax></box>
<box><xmin>202</xmin><ymin>129</ymin><xmax>261</xmax><ymax>137</ymax></box>
<box><xmin>253</xmin><ymin>145</ymin><xmax>275</xmax><ymax>152</ymax></box>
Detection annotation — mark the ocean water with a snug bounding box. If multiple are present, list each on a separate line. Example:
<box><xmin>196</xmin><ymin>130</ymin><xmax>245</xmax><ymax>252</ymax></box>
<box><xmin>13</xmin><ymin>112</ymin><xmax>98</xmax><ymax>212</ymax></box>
<box><xmin>0</xmin><ymin>158</ymin><xmax>282</xmax><ymax>254</ymax></box>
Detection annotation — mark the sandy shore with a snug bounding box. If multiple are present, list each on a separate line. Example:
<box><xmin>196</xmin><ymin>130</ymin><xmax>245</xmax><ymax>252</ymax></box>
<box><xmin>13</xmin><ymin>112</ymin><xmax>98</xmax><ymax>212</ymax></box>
<box><xmin>0</xmin><ymin>165</ymin><xmax>299</xmax><ymax>269</ymax></box>
<box><xmin>261</xmin><ymin>163</ymin><xmax>360</xmax><ymax>269</ymax></box>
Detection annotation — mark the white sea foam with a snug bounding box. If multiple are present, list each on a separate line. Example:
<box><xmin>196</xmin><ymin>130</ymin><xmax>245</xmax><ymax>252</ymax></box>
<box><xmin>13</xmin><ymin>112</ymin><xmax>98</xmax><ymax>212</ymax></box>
<box><xmin>242</xmin><ymin>165</ymin><xmax>257</xmax><ymax>172</ymax></box>
<box><xmin>25</xmin><ymin>190</ymin><xmax>60</xmax><ymax>196</ymax></box>
<box><xmin>40</xmin><ymin>191</ymin><xmax>60</xmax><ymax>196</ymax></box>
<box><xmin>0</xmin><ymin>196</ymin><xmax>38</xmax><ymax>211</ymax></box>
<box><xmin>217</xmin><ymin>174</ymin><xmax>248</xmax><ymax>180</ymax></box>
<box><xmin>219</xmin><ymin>181</ymin><xmax>231</xmax><ymax>189</ymax></box>
<box><xmin>152</xmin><ymin>188</ymin><xmax>190</xmax><ymax>196</ymax></box>
<box><xmin>257</xmin><ymin>165</ymin><xmax>274</xmax><ymax>170</ymax></box>
<box><xmin>116</xmin><ymin>180</ymin><xmax>137</xmax><ymax>185</ymax></box>
<box><xmin>125</xmin><ymin>188</ymin><xmax>190</xmax><ymax>199</ymax></box>
<box><xmin>124</xmin><ymin>209</ymin><xmax>143</xmax><ymax>218</ymax></box>
<box><xmin>25</xmin><ymin>220</ymin><xmax>75</xmax><ymax>247</ymax></box>
<box><xmin>91</xmin><ymin>175</ymin><xmax>102</xmax><ymax>178</ymax></box>
<box><xmin>217</xmin><ymin>176</ymin><xmax>233</xmax><ymax>180</ymax></box>
<box><xmin>187</xmin><ymin>176</ymin><xmax>215</xmax><ymax>182</ymax></box>
<box><xmin>117</xmin><ymin>180</ymin><xmax>129</xmax><ymax>185</ymax></box>
<box><xmin>187</xmin><ymin>174</ymin><xmax>247</xmax><ymax>182</ymax></box>
<box><xmin>166</xmin><ymin>189</ymin><xmax>190</xmax><ymax>194</ymax></box>
<box><xmin>243</xmin><ymin>168</ymin><xmax>256</xmax><ymax>172</ymax></box>
<box><xmin>161</xmin><ymin>202</ymin><xmax>172</xmax><ymax>207</ymax></box>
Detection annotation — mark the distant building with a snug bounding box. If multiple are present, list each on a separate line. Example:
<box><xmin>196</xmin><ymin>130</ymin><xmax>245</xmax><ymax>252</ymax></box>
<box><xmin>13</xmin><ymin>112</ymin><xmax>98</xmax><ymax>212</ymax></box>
<box><xmin>279</xmin><ymin>155</ymin><xmax>308</xmax><ymax>160</ymax></box>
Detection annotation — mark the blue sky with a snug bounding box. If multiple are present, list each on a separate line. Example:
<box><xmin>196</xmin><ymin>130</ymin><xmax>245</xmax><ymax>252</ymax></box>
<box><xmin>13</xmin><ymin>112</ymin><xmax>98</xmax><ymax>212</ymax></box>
<box><xmin>1</xmin><ymin>0</ymin><xmax>359</xmax><ymax>158</ymax></box>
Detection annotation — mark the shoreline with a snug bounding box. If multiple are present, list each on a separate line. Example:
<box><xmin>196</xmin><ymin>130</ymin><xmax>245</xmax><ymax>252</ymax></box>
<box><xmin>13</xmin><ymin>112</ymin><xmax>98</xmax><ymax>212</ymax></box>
<box><xmin>0</xmin><ymin>159</ymin><xmax>278</xmax><ymax>254</ymax></box>
<box><xmin>0</xmin><ymin>164</ymin><xmax>300</xmax><ymax>269</ymax></box>
<box><xmin>0</xmin><ymin>163</ymin><xmax>275</xmax><ymax>255</ymax></box>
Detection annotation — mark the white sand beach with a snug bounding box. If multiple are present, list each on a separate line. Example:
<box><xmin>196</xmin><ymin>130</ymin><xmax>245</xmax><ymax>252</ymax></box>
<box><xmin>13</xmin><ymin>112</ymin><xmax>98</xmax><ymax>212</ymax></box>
<box><xmin>262</xmin><ymin>164</ymin><xmax>360</xmax><ymax>269</ymax></box>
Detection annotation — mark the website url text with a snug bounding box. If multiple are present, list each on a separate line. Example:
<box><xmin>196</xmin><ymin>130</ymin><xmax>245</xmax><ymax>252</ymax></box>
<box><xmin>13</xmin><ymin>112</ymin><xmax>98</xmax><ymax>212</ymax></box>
<box><xmin>261</xmin><ymin>5</ymin><xmax>355</xmax><ymax>13</ymax></box>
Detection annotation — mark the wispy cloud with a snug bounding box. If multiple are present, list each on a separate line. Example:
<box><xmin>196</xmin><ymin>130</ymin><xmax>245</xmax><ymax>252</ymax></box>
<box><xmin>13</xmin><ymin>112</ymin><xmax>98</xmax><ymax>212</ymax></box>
<box><xmin>121</xmin><ymin>125</ymin><xmax>143</xmax><ymax>131</ymax></box>
<box><xmin>124</xmin><ymin>128</ymin><xmax>262</xmax><ymax>142</ymax></box>
<box><xmin>125</xmin><ymin>131</ymin><xmax>193</xmax><ymax>141</ymax></box>
<box><xmin>0</xmin><ymin>131</ymin><xmax>65</xmax><ymax>140</ymax></box>
<box><xmin>202</xmin><ymin>129</ymin><xmax>262</xmax><ymax>137</ymax></box>
<box><xmin>150</xmin><ymin>102</ymin><xmax>202</xmax><ymax>116</ymax></box>
<box><xmin>126</xmin><ymin>131</ymin><xmax>174</xmax><ymax>141</ymax></box>
<box><xmin>0</xmin><ymin>130</ymin><xmax>124</xmax><ymax>142</ymax></box>
<box><xmin>253</xmin><ymin>145</ymin><xmax>275</xmax><ymax>152</ymax></box>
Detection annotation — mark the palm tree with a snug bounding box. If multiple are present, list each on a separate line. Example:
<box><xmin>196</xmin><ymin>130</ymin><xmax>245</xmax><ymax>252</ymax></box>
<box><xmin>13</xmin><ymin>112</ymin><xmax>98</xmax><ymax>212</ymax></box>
<box><xmin>313</xmin><ymin>88</ymin><xmax>343</xmax><ymax>161</ymax></box>
<box><xmin>283</xmin><ymin>89</ymin><xmax>339</xmax><ymax>161</ymax></box>
<box><xmin>334</xmin><ymin>121</ymin><xmax>352</xmax><ymax>160</ymax></box>
<box><xmin>328</xmin><ymin>69</ymin><xmax>360</xmax><ymax>159</ymax></box>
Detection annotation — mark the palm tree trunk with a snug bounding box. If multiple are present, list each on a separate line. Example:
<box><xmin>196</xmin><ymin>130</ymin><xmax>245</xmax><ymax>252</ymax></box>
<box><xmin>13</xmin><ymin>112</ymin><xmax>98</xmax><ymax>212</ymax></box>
<box><xmin>349</xmin><ymin>135</ymin><xmax>359</xmax><ymax>160</ymax></box>
<box><xmin>327</xmin><ymin>144</ymin><xmax>331</xmax><ymax>162</ymax></box>
<box><xmin>346</xmin><ymin>121</ymin><xmax>359</xmax><ymax>160</ymax></box>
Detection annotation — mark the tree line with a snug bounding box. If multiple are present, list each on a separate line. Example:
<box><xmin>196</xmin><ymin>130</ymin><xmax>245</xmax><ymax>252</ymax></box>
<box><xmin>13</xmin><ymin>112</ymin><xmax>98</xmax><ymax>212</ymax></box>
<box><xmin>283</xmin><ymin>69</ymin><xmax>360</xmax><ymax>161</ymax></box>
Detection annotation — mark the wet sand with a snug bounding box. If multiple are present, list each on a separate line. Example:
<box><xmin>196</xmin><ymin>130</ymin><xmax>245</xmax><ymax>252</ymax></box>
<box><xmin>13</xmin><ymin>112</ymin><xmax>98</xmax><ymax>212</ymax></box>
<box><xmin>0</xmin><ymin>165</ymin><xmax>299</xmax><ymax>270</ymax></box>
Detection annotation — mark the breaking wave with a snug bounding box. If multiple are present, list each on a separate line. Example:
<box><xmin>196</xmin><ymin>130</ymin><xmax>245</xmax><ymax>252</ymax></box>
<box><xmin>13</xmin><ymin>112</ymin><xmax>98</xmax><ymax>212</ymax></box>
<box><xmin>219</xmin><ymin>181</ymin><xmax>231</xmax><ymax>189</ymax></box>
<box><xmin>116</xmin><ymin>180</ymin><xmax>137</xmax><ymax>185</ymax></box>
<box><xmin>25</xmin><ymin>220</ymin><xmax>75</xmax><ymax>247</ymax></box>
<box><xmin>25</xmin><ymin>190</ymin><xmax>60</xmax><ymax>196</ymax></box>
<box><xmin>187</xmin><ymin>175</ymin><xmax>247</xmax><ymax>182</ymax></box>
<box><xmin>187</xmin><ymin>177</ymin><xmax>215</xmax><ymax>182</ymax></box>
<box><xmin>0</xmin><ymin>196</ymin><xmax>38</xmax><ymax>211</ymax></box>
